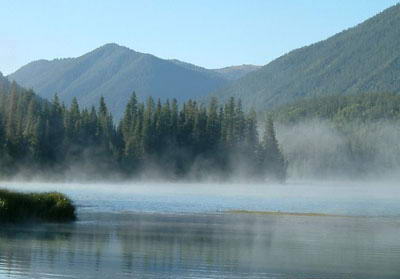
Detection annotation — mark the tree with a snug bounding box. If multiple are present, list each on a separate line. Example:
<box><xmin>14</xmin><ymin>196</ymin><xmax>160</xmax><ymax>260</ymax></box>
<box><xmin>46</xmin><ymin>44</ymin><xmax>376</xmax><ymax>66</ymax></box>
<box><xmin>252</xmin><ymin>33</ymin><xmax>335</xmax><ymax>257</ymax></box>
<box><xmin>261</xmin><ymin>117</ymin><xmax>287</xmax><ymax>182</ymax></box>
<box><xmin>0</xmin><ymin>76</ymin><xmax>287</xmax><ymax>182</ymax></box>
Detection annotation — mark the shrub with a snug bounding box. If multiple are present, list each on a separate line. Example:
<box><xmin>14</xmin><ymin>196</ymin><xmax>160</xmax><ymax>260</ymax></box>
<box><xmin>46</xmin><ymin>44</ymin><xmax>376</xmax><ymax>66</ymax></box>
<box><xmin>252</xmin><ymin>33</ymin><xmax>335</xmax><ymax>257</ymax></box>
<box><xmin>0</xmin><ymin>189</ymin><xmax>76</xmax><ymax>223</ymax></box>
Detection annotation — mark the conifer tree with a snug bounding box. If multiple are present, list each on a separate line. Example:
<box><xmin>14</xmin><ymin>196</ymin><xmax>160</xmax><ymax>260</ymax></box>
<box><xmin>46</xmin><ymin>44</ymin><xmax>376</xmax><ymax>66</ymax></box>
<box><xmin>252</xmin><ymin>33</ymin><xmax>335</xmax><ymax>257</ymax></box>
<box><xmin>261</xmin><ymin>117</ymin><xmax>287</xmax><ymax>182</ymax></box>
<box><xmin>0</xmin><ymin>76</ymin><xmax>290</xmax><ymax>182</ymax></box>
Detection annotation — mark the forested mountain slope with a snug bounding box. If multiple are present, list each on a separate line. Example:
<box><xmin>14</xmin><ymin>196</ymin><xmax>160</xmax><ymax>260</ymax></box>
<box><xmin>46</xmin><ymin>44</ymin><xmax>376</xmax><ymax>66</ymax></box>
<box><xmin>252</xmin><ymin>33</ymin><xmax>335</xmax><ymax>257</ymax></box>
<box><xmin>271</xmin><ymin>92</ymin><xmax>400</xmax><ymax>179</ymax></box>
<box><xmin>212</xmin><ymin>4</ymin><xmax>400</xmax><ymax>110</ymax></box>
<box><xmin>8</xmin><ymin>44</ymin><xmax>229</xmax><ymax>119</ymax></box>
<box><xmin>273</xmin><ymin>92</ymin><xmax>400</xmax><ymax>124</ymax></box>
<box><xmin>0</xmin><ymin>76</ymin><xmax>286</xmax><ymax>181</ymax></box>
<box><xmin>213</xmin><ymin>65</ymin><xmax>261</xmax><ymax>80</ymax></box>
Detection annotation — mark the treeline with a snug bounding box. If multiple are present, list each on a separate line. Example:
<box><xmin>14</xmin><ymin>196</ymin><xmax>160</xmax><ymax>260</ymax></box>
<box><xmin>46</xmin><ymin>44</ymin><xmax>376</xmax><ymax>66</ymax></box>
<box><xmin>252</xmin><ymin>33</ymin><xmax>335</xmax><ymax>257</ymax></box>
<box><xmin>273</xmin><ymin>93</ymin><xmax>400</xmax><ymax>125</ymax></box>
<box><xmin>272</xmin><ymin>92</ymin><xmax>400</xmax><ymax>179</ymax></box>
<box><xmin>0</xmin><ymin>78</ymin><xmax>286</xmax><ymax>182</ymax></box>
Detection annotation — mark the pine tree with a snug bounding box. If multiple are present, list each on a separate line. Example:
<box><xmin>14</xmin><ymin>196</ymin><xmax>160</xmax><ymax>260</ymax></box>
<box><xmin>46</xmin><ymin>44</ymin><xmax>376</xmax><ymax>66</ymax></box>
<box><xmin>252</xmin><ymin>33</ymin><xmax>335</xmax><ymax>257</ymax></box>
<box><xmin>206</xmin><ymin>97</ymin><xmax>220</xmax><ymax>149</ymax></box>
<box><xmin>234</xmin><ymin>99</ymin><xmax>246</xmax><ymax>146</ymax></box>
<box><xmin>0</xmin><ymin>114</ymin><xmax>4</xmax><ymax>152</ymax></box>
<box><xmin>261</xmin><ymin>117</ymin><xmax>287</xmax><ymax>182</ymax></box>
<box><xmin>121</xmin><ymin>92</ymin><xmax>138</xmax><ymax>144</ymax></box>
<box><xmin>0</xmin><ymin>79</ymin><xmax>287</xmax><ymax>182</ymax></box>
<box><xmin>98</xmin><ymin>96</ymin><xmax>115</xmax><ymax>154</ymax></box>
<box><xmin>142</xmin><ymin>97</ymin><xmax>155</xmax><ymax>155</ymax></box>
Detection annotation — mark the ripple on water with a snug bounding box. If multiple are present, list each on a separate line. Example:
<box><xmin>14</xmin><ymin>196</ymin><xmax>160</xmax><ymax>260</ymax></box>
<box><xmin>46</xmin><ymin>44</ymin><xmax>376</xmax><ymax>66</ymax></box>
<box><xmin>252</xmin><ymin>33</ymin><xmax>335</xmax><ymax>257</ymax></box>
<box><xmin>1</xmin><ymin>182</ymin><xmax>400</xmax><ymax>278</ymax></box>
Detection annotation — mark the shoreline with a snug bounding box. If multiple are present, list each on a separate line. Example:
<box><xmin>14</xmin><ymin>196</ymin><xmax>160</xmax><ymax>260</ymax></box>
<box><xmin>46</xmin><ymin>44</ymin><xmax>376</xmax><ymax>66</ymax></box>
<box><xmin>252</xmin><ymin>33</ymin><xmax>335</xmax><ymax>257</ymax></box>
<box><xmin>226</xmin><ymin>210</ymin><xmax>348</xmax><ymax>217</ymax></box>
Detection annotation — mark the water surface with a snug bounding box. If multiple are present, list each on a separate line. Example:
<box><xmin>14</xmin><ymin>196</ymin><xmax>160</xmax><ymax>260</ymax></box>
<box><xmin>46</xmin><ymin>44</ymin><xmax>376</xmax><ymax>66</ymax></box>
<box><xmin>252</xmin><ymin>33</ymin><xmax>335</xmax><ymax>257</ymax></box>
<box><xmin>1</xmin><ymin>182</ymin><xmax>399</xmax><ymax>278</ymax></box>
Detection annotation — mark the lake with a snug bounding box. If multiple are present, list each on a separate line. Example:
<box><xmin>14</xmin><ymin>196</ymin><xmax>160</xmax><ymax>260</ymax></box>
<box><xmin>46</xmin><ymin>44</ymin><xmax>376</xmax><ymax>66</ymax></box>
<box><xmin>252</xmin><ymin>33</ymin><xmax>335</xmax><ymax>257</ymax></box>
<box><xmin>1</xmin><ymin>181</ymin><xmax>400</xmax><ymax>278</ymax></box>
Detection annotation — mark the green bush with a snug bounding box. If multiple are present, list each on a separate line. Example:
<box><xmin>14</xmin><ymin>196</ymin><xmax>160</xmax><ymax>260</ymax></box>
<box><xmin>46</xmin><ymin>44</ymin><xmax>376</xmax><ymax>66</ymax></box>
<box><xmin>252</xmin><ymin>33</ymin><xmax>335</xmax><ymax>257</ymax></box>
<box><xmin>0</xmin><ymin>189</ymin><xmax>76</xmax><ymax>223</ymax></box>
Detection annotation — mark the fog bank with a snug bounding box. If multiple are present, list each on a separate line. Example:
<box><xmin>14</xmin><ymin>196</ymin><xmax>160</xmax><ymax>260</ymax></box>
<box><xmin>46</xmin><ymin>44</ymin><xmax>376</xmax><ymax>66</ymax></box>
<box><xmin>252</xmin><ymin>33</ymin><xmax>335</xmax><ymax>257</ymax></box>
<box><xmin>277</xmin><ymin>119</ymin><xmax>400</xmax><ymax>180</ymax></box>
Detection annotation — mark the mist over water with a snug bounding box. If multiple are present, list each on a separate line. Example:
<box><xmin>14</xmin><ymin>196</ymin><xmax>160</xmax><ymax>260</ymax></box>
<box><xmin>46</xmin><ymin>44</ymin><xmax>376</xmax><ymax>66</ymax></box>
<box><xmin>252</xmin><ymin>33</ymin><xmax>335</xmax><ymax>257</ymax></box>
<box><xmin>2</xmin><ymin>181</ymin><xmax>400</xmax><ymax>217</ymax></box>
<box><xmin>2</xmin><ymin>119</ymin><xmax>400</xmax><ymax>278</ymax></box>
<box><xmin>2</xmin><ymin>1</ymin><xmax>400</xmax><ymax>277</ymax></box>
<box><xmin>277</xmin><ymin>119</ymin><xmax>400</xmax><ymax>180</ymax></box>
<box><xmin>1</xmin><ymin>199</ymin><xmax>400</xmax><ymax>278</ymax></box>
<box><xmin>1</xmin><ymin>179</ymin><xmax>400</xmax><ymax>279</ymax></box>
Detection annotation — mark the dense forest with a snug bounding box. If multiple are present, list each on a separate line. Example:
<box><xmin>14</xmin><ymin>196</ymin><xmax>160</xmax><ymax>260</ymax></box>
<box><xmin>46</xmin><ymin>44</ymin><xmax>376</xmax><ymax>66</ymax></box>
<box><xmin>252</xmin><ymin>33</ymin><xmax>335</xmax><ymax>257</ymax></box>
<box><xmin>4</xmin><ymin>66</ymin><xmax>400</xmax><ymax>182</ymax></box>
<box><xmin>273</xmin><ymin>93</ymin><xmax>400</xmax><ymax>179</ymax></box>
<box><xmin>0</xmin><ymin>75</ymin><xmax>286</xmax><ymax>182</ymax></box>
<box><xmin>274</xmin><ymin>93</ymin><xmax>400</xmax><ymax>124</ymax></box>
<box><xmin>212</xmin><ymin>4</ymin><xmax>400</xmax><ymax>111</ymax></box>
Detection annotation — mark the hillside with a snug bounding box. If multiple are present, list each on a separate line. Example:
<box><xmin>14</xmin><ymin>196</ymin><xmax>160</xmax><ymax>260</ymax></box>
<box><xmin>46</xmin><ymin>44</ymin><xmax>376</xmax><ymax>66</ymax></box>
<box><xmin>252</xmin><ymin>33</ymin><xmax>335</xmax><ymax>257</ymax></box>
<box><xmin>8</xmin><ymin>44</ymin><xmax>229</xmax><ymax>119</ymax></box>
<box><xmin>212</xmin><ymin>4</ymin><xmax>400</xmax><ymax>110</ymax></box>
<box><xmin>169</xmin><ymin>60</ymin><xmax>260</xmax><ymax>80</ymax></box>
<box><xmin>213</xmin><ymin>65</ymin><xmax>261</xmax><ymax>80</ymax></box>
<box><xmin>270</xmin><ymin>92</ymin><xmax>400</xmax><ymax>178</ymax></box>
<box><xmin>0</xmin><ymin>72</ymin><xmax>31</xmax><ymax>98</ymax></box>
<box><xmin>273</xmin><ymin>92</ymin><xmax>400</xmax><ymax>124</ymax></box>
<box><xmin>0</xmin><ymin>72</ymin><xmax>11</xmax><ymax>92</ymax></box>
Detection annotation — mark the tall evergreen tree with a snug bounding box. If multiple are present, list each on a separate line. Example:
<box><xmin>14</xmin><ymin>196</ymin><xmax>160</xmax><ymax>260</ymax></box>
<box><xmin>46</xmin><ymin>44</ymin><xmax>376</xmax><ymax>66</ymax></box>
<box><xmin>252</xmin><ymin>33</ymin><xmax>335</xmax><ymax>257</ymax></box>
<box><xmin>261</xmin><ymin>117</ymin><xmax>287</xmax><ymax>182</ymax></box>
<box><xmin>0</xmin><ymin>77</ymin><xmax>288</xmax><ymax>182</ymax></box>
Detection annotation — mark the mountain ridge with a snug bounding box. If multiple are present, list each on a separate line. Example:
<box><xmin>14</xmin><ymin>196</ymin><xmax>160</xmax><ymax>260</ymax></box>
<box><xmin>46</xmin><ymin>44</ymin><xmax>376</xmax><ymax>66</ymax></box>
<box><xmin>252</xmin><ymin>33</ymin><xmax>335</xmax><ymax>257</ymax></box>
<box><xmin>211</xmin><ymin>4</ymin><xmax>400</xmax><ymax>111</ymax></box>
<box><xmin>213</xmin><ymin>65</ymin><xmax>262</xmax><ymax>80</ymax></box>
<box><xmin>8</xmin><ymin>44</ymin><xmax>256</xmax><ymax>119</ymax></box>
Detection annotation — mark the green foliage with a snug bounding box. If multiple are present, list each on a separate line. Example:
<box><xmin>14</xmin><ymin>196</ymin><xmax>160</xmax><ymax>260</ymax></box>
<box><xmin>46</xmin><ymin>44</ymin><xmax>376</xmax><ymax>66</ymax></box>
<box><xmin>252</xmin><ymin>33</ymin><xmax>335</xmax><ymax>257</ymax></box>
<box><xmin>274</xmin><ymin>92</ymin><xmax>400</xmax><ymax>125</ymax></box>
<box><xmin>261</xmin><ymin>118</ymin><xmax>287</xmax><ymax>182</ymax></box>
<box><xmin>213</xmin><ymin>4</ymin><xmax>400</xmax><ymax>111</ymax></box>
<box><xmin>0</xmin><ymin>75</ymin><xmax>286</xmax><ymax>182</ymax></box>
<box><xmin>0</xmin><ymin>188</ymin><xmax>76</xmax><ymax>223</ymax></box>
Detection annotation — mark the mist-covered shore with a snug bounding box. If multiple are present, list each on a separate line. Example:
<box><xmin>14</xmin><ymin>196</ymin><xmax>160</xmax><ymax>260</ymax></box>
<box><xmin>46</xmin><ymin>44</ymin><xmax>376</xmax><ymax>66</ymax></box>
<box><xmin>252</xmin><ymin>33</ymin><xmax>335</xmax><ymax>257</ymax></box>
<box><xmin>2</xmin><ymin>180</ymin><xmax>400</xmax><ymax>217</ymax></box>
<box><xmin>3</xmin><ymin>72</ymin><xmax>400</xmax><ymax>183</ymax></box>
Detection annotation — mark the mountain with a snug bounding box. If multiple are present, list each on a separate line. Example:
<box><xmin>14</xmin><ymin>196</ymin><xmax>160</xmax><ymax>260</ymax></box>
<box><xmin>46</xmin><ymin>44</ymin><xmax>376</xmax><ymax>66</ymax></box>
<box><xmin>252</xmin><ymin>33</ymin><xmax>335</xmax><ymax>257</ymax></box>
<box><xmin>170</xmin><ymin>60</ymin><xmax>260</xmax><ymax>80</ymax></box>
<box><xmin>169</xmin><ymin>59</ymin><xmax>225</xmax><ymax>79</ymax></box>
<box><xmin>213</xmin><ymin>65</ymin><xmax>261</xmax><ymax>80</ymax></box>
<box><xmin>212</xmin><ymin>4</ymin><xmax>400</xmax><ymax>111</ymax></box>
<box><xmin>8</xmin><ymin>43</ymin><xmax>229</xmax><ymax>119</ymax></box>
<box><xmin>0</xmin><ymin>72</ymin><xmax>9</xmax><ymax>91</ymax></box>
<box><xmin>273</xmin><ymin>92</ymin><xmax>400</xmax><ymax>124</ymax></box>
<box><xmin>0</xmin><ymin>72</ymin><xmax>26</xmax><ymax>95</ymax></box>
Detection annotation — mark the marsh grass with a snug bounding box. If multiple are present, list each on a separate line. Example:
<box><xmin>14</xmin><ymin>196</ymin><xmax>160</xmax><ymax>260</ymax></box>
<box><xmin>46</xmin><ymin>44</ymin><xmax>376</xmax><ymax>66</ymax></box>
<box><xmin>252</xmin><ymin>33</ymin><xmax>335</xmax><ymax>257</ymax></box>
<box><xmin>0</xmin><ymin>188</ymin><xmax>76</xmax><ymax>223</ymax></box>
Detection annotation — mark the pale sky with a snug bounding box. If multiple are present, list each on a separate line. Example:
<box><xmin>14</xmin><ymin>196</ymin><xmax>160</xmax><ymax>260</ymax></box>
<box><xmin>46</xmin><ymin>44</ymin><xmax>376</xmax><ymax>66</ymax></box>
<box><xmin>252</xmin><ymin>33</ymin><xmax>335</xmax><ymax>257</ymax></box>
<box><xmin>0</xmin><ymin>0</ymin><xmax>399</xmax><ymax>74</ymax></box>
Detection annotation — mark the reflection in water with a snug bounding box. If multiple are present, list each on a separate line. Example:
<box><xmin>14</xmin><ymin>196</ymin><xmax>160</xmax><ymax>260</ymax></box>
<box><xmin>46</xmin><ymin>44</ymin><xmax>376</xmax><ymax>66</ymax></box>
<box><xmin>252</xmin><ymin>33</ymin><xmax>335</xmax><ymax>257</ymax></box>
<box><xmin>1</xmin><ymin>213</ymin><xmax>400</xmax><ymax>278</ymax></box>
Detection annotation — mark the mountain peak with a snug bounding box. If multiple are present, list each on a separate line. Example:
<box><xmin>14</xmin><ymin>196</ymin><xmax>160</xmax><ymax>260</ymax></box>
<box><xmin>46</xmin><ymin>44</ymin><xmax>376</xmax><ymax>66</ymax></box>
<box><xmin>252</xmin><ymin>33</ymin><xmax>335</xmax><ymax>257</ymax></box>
<box><xmin>94</xmin><ymin>43</ymin><xmax>134</xmax><ymax>53</ymax></box>
<box><xmin>8</xmin><ymin>44</ymin><xmax>230</xmax><ymax>120</ymax></box>
<box><xmin>99</xmin><ymin>42</ymin><xmax>125</xmax><ymax>50</ymax></box>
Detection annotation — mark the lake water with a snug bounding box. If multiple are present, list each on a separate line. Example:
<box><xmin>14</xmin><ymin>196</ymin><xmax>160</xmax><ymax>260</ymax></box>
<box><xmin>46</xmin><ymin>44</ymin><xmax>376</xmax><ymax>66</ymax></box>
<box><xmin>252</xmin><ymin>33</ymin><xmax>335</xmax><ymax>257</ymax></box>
<box><xmin>1</xmin><ymin>181</ymin><xmax>400</xmax><ymax>278</ymax></box>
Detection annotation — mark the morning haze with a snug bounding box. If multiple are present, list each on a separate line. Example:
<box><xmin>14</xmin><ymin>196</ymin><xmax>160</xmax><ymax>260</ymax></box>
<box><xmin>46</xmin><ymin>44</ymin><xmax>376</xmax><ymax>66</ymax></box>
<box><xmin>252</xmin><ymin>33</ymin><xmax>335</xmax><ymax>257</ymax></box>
<box><xmin>1</xmin><ymin>1</ymin><xmax>400</xmax><ymax>278</ymax></box>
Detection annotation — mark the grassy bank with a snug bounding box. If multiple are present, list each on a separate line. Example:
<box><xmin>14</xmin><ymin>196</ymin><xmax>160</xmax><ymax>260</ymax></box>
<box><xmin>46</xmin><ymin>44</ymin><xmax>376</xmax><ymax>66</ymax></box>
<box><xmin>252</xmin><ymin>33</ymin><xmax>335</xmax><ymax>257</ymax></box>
<box><xmin>0</xmin><ymin>188</ymin><xmax>76</xmax><ymax>223</ymax></box>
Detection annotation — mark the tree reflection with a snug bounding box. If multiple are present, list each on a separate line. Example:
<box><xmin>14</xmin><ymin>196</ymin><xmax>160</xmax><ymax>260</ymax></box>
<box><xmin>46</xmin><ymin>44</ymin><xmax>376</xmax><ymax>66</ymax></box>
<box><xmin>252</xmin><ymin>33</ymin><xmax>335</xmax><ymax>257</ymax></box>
<box><xmin>1</xmin><ymin>213</ymin><xmax>399</xmax><ymax>278</ymax></box>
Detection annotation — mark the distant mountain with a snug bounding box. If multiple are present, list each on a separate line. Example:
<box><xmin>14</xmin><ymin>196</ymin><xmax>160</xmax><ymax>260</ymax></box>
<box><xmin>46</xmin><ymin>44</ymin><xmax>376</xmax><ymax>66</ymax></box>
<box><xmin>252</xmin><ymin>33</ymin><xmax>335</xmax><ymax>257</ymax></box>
<box><xmin>170</xmin><ymin>60</ymin><xmax>260</xmax><ymax>80</ymax></box>
<box><xmin>8</xmin><ymin>44</ymin><xmax>229</xmax><ymax>119</ymax></box>
<box><xmin>168</xmin><ymin>59</ymin><xmax>225</xmax><ymax>79</ymax></box>
<box><xmin>212</xmin><ymin>4</ymin><xmax>400</xmax><ymax>111</ymax></box>
<box><xmin>213</xmin><ymin>65</ymin><xmax>261</xmax><ymax>80</ymax></box>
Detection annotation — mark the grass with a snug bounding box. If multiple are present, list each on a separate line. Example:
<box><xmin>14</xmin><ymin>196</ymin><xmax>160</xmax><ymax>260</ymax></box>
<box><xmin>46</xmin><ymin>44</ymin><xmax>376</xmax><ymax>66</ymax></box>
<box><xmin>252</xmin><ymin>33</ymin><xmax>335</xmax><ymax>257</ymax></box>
<box><xmin>0</xmin><ymin>188</ymin><xmax>76</xmax><ymax>223</ymax></box>
<box><xmin>226</xmin><ymin>210</ymin><xmax>346</xmax><ymax>217</ymax></box>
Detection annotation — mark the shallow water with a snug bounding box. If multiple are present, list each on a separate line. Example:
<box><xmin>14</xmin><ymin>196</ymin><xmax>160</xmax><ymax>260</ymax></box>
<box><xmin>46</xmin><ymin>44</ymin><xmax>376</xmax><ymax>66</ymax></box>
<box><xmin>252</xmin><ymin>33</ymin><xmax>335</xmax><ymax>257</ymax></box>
<box><xmin>1</xmin><ymin>182</ymin><xmax>400</xmax><ymax>278</ymax></box>
<box><xmin>3</xmin><ymin>181</ymin><xmax>400</xmax><ymax>216</ymax></box>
